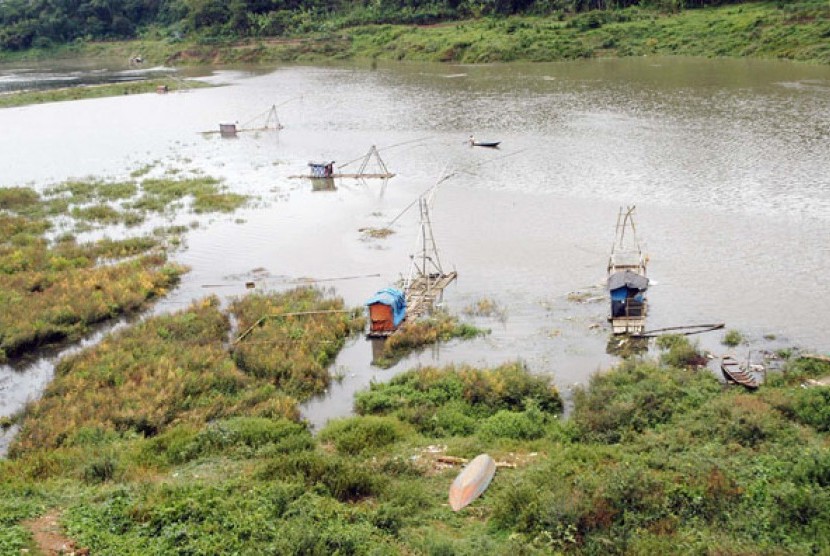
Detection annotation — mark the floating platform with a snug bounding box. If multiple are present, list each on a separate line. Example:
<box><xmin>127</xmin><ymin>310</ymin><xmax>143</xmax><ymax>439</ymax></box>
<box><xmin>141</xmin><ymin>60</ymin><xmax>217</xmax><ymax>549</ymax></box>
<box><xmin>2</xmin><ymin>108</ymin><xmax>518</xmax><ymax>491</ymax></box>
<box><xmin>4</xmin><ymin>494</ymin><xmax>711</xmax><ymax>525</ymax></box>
<box><xmin>406</xmin><ymin>271</ymin><xmax>458</xmax><ymax>319</ymax></box>
<box><xmin>610</xmin><ymin>316</ymin><xmax>647</xmax><ymax>335</ymax></box>
<box><xmin>290</xmin><ymin>173</ymin><xmax>395</xmax><ymax>179</ymax></box>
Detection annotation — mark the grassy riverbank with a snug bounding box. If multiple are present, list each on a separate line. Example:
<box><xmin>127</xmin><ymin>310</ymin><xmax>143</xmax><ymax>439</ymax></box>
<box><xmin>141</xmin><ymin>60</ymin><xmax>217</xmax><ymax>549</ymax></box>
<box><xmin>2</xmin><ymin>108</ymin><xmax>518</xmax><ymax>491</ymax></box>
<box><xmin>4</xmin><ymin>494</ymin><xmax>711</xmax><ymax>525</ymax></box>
<box><xmin>3</xmin><ymin>327</ymin><xmax>830</xmax><ymax>553</ymax></box>
<box><xmin>2</xmin><ymin>1</ymin><xmax>827</xmax><ymax>68</ymax></box>
<box><xmin>0</xmin><ymin>78</ymin><xmax>210</xmax><ymax>109</ymax></box>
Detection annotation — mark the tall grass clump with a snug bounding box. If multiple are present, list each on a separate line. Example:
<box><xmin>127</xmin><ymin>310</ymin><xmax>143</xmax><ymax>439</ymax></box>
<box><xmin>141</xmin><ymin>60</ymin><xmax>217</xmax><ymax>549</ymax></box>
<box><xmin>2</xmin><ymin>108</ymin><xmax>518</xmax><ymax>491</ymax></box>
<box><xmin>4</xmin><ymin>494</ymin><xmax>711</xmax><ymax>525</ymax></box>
<box><xmin>373</xmin><ymin>311</ymin><xmax>486</xmax><ymax>368</ymax></box>
<box><xmin>0</xmin><ymin>235</ymin><xmax>184</xmax><ymax>359</ymax></box>
<box><xmin>722</xmin><ymin>329</ymin><xmax>744</xmax><ymax>347</ymax></box>
<box><xmin>230</xmin><ymin>288</ymin><xmax>365</xmax><ymax>399</ymax></box>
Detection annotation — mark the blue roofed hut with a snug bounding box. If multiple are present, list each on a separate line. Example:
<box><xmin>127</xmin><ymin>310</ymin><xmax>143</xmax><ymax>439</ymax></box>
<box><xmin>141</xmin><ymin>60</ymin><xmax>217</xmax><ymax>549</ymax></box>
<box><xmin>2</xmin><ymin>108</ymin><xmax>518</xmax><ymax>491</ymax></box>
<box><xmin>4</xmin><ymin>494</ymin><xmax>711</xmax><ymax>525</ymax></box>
<box><xmin>365</xmin><ymin>288</ymin><xmax>406</xmax><ymax>336</ymax></box>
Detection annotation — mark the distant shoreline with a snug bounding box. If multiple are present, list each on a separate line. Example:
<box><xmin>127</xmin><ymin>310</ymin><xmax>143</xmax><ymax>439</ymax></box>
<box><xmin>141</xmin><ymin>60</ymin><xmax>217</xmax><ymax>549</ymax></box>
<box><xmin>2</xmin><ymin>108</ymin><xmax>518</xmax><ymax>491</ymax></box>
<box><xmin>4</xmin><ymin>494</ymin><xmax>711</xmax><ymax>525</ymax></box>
<box><xmin>1</xmin><ymin>3</ymin><xmax>828</xmax><ymax>67</ymax></box>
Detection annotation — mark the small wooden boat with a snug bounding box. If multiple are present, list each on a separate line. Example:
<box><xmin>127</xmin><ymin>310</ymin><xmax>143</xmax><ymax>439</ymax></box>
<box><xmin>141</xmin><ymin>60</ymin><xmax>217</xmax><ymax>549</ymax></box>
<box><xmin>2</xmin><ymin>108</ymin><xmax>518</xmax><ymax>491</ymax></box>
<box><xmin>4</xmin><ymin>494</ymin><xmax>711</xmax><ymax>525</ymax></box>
<box><xmin>472</xmin><ymin>141</ymin><xmax>500</xmax><ymax>148</ymax></box>
<box><xmin>448</xmin><ymin>453</ymin><xmax>496</xmax><ymax>511</ymax></box>
<box><xmin>720</xmin><ymin>356</ymin><xmax>760</xmax><ymax>390</ymax></box>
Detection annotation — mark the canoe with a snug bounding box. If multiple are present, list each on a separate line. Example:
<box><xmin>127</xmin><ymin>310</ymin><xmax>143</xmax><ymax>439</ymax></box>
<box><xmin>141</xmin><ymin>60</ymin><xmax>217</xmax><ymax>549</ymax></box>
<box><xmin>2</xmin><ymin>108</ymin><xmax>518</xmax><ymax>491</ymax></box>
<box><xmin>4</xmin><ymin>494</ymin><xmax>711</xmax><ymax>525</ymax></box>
<box><xmin>720</xmin><ymin>356</ymin><xmax>760</xmax><ymax>390</ymax></box>
<box><xmin>448</xmin><ymin>453</ymin><xmax>496</xmax><ymax>511</ymax></box>
<box><xmin>472</xmin><ymin>141</ymin><xmax>500</xmax><ymax>148</ymax></box>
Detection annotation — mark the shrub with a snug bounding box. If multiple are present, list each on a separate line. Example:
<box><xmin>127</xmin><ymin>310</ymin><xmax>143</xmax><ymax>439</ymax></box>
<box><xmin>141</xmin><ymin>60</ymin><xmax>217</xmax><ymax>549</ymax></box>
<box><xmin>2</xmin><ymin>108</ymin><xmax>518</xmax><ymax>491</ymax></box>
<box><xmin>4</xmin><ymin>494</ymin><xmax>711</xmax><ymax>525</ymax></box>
<box><xmin>318</xmin><ymin>416</ymin><xmax>403</xmax><ymax>455</ymax></box>
<box><xmin>82</xmin><ymin>454</ymin><xmax>118</xmax><ymax>484</ymax></box>
<box><xmin>256</xmin><ymin>452</ymin><xmax>381</xmax><ymax>502</ymax></box>
<box><xmin>478</xmin><ymin>405</ymin><xmax>547</xmax><ymax>441</ymax></box>
<box><xmin>572</xmin><ymin>360</ymin><xmax>721</xmax><ymax>443</ymax></box>
<box><xmin>657</xmin><ymin>335</ymin><xmax>707</xmax><ymax>368</ymax></box>
<box><xmin>775</xmin><ymin>388</ymin><xmax>830</xmax><ymax>432</ymax></box>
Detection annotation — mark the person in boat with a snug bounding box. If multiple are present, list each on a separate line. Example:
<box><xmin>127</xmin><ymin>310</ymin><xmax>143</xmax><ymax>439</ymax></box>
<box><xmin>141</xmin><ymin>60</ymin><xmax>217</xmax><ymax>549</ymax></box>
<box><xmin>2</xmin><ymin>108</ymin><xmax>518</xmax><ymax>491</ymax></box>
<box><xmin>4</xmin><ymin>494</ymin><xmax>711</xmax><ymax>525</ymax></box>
<box><xmin>468</xmin><ymin>135</ymin><xmax>475</xmax><ymax>146</ymax></box>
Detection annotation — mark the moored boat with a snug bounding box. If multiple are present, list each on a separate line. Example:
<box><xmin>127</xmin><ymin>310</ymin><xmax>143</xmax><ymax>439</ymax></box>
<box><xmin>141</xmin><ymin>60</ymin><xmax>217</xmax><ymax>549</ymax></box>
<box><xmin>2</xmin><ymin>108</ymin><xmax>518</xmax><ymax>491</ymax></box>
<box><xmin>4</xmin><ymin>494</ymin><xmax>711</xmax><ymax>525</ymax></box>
<box><xmin>720</xmin><ymin>355</ymin><xmax>760</xmax><ymax>390</ymax></box>
<box><xmin>607</xmin><ymin>206</ymin><xmax>649</xmax><ymax>335</ymax></box>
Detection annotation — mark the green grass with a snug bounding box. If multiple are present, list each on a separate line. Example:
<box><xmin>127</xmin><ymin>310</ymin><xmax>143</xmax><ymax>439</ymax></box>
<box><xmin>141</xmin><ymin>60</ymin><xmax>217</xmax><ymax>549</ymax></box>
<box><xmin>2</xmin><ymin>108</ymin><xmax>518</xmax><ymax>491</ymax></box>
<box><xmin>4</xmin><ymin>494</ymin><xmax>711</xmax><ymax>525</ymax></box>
<box><xmin>0</xmin><ymin>173</ymin><xmax>249</xmax><ymax>360</ymax></box>
<box><xmin>4</xmin><ymin>345</ymin><xmax>830</xmax><ymax>553</ymax></box>
<box><xmin>373</xmin><ymin>311</ymin><xmax>487</xmax><ymax>369</ymax></box>
<box><xmin>0</xmin><ymin>79</ymin><xmax>211</xmax><ymax>109</ymax></box>
<box><xmin>2</xmin><ymin>2</ymin><xmax>826</xmax><ymax>68</ymax></box>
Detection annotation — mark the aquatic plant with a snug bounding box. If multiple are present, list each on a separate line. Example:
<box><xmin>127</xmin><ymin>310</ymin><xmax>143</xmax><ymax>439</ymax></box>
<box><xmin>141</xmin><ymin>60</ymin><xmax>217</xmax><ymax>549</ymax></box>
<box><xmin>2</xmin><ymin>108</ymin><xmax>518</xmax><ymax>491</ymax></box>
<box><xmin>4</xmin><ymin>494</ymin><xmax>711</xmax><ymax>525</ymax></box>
<box><xmin>373</xmin><ymin>311</ymin><xmax>486</xmax><ymax>368</ymax></box>
<box><xmin>722</xmin><ymin>329</ymin><xmax>745</xmax><ymax>347</ymax></box>
<box><xmin>0</xmin><ymin>251</ymin><xmax>183</xmax><ymax>359</ymax></box>
<box><xmin>230</xmin><ymin>288</ymin><xmax>365</xmax><ymax>399</ymax></box>
<box><xmin>462</xmin><ymin>297</ymin><xmax>508</xmax><ymax>321</ymax></box>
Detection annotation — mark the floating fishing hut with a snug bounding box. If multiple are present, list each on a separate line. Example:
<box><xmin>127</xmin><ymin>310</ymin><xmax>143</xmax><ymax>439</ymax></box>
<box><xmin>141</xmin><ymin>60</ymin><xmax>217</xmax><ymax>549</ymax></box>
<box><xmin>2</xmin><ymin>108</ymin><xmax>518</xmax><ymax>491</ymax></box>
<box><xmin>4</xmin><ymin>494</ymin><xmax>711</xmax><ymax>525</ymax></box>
<box><xmin>364</xmin><ymin>193</ymin><xmax>456</xmax><ymax>337</ymax></box>
<box><xmin>205</xmin><ymin>104</ymin><xmax>284</xmax><ymax>136</ymax></box>
<box><xmin>365</xmin><ymin>288</ymin><xmax>407</xmax><ymax>337</ymax></box>
<box><xmin>308</xmin><ymin>161</ymin><xmax>335</xmax><ymax>178</ymax></box>
<box><xmin>219</xmin><ymin>123</ymin><xmax>238</xmax><ymax>137</ymax></box>
<box><xmin>295</xmin><ymin>146</ymin><xmax>395</xmax><ymax>180</ymax></box>
<box><xmin>403</xmin><ymin>197</ymin><xmax>457</xmax><ymax>320</ymax></box>
<box><xmin>607</xmin><ymin>206</ymin><xmax>649</xmax><ymax>335</ymax></box>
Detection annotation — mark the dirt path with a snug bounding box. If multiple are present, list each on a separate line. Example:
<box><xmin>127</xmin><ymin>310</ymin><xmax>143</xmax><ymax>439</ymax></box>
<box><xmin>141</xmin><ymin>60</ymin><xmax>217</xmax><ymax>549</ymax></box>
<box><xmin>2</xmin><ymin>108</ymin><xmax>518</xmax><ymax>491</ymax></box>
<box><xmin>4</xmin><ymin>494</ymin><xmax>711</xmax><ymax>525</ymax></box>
<box><xmin>22</xmin><ymin>509</ymin><xmax>88</xmax><ymax>556</ymax></box>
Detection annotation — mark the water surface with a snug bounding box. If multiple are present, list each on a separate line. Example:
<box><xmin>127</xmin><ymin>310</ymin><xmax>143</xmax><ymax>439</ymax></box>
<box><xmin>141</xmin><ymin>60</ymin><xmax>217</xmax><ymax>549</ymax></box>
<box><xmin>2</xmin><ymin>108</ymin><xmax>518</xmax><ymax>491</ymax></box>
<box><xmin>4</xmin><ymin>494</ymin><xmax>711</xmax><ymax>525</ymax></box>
<box><xmin>1</xmin><ymin>57</ymin><xmax>829</xmax><ymax>444</ymax></box>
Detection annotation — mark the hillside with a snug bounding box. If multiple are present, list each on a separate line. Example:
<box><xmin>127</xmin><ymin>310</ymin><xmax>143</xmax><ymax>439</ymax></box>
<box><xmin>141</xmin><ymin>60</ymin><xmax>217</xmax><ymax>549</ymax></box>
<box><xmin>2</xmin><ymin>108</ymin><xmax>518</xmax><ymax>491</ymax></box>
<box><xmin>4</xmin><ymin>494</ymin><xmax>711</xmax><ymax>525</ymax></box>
<box><xmin>1</xmin><ymin>1</ymin><xmax>828</xmax><ymax>64</ymax></box>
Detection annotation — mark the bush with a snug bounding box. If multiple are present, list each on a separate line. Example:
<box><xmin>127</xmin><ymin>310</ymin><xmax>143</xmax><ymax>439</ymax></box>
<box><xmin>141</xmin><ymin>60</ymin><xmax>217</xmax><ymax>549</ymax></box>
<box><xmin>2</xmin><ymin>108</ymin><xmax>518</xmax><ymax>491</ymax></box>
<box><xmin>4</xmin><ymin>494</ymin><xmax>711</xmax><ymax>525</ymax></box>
<box><xmin>657</xmin><ymin>335</ymin><xmax>707</xmax><ymax>368</ymax></box>
<box><xmin>256</xmin><ymin>452</ymin><xmax>382</xmax><ymax>502</ymax></box>
<box><xmin>318</xmin><ymin>416</ymin><xmax>403</xmax><ymax>455</ymax></box>
<box><xmin>478</xmin><ymin>405</ymin><xmax>547</xmax><ymax>441</ymax></box>
<box><xmin>572</xmin><ymin>360</ymin><xmax>721</xmax><ymax>443</ymax></box>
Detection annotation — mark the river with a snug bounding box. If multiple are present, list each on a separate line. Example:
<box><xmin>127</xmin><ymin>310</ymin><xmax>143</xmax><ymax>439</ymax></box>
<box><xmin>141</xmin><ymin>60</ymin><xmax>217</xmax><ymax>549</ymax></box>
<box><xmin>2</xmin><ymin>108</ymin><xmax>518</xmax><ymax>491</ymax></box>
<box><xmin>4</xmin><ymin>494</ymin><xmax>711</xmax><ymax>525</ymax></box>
<box><xmin>1</xmin><ymin>57</ymin><xmax>829</xmax><ymax>449</ymax></box>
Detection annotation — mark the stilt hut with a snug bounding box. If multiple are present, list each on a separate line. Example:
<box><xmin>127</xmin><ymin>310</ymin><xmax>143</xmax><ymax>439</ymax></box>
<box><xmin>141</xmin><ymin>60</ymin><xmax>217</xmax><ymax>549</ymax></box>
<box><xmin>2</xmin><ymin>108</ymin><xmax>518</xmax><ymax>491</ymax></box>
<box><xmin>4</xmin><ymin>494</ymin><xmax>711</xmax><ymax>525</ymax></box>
<box><xmin>309</xmin><ymin>161</ymin><xmax>335</xmax><ymax>178</ymax></box>
<box><xmin>607</xmin><ymin>206</ymin><xmax>649</xmax><ymax>334</ymax></box>
<box><xmin>219</xmin><ymin>123</ymin><xmax>238</xmax><ymax>137</ymax></box>
<box><xmin>365</xmin><ymin>288</ymin><xmax>406</xmax><ymax>336</ymax></box>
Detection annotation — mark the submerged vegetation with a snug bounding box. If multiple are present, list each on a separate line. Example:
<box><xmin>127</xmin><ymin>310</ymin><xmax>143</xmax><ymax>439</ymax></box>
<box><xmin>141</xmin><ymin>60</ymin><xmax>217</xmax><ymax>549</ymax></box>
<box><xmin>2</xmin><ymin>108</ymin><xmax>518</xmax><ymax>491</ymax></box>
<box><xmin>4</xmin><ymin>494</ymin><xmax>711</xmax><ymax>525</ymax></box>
<box><xmin>0</xmin><ymin>177</ymin><xmax>248</xmax><ymax>360</ymax></box>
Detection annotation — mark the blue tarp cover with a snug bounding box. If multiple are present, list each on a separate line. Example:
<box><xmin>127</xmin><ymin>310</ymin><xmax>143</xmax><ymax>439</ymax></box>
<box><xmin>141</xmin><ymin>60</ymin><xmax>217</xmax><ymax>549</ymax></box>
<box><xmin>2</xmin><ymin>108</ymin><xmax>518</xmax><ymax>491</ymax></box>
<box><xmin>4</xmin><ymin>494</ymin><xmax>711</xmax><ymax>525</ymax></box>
<box><xmin>365</xmin><ymin>287</ymin><xmax>406</xmax><ymax>326</ymax></box>
<box><xmin>608</xmin><ymin>270</ymin><xmax>649</xmax><ymax>292</ymax></box>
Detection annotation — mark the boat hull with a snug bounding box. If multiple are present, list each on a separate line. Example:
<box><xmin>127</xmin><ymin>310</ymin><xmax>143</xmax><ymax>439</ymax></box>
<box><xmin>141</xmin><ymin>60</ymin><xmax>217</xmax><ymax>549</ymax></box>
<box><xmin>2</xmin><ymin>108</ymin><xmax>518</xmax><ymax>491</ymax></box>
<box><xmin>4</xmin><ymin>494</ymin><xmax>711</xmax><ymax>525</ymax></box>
<box><xmin>448</xmin><ymin>454</ymin><xmax>496</xmax><ymax>511</ymax></box>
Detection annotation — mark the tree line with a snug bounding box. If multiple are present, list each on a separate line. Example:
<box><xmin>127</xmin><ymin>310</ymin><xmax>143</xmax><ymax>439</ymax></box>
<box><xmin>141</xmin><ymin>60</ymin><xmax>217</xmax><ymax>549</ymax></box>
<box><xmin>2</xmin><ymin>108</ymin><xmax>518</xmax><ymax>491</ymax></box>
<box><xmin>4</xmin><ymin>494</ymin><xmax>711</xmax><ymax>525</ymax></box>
<box><xmin>0</xmin><ymin>0</ymin><xmax>748</xmax><ymax>51</ymax></box>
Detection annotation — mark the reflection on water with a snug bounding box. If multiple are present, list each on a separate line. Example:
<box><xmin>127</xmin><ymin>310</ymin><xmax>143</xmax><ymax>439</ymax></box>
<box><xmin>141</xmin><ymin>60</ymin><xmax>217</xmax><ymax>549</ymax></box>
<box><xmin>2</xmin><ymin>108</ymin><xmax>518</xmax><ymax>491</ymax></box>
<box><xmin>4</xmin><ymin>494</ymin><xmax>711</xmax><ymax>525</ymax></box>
<box><xmin>1</xmin><ymin>57</ymin><xmax>829</xmax><ymax>442</ymax></box>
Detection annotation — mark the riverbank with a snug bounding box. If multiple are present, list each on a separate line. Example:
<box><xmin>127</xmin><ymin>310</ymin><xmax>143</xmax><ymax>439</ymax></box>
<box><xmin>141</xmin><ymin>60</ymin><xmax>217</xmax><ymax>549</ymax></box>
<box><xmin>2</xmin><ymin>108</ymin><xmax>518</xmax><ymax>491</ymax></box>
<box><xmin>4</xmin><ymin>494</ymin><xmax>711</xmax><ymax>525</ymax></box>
<box><xmin>1</xmin><ymin>2</ymin><xmax>827</xmax><ymax>67</ymax></box>
<box><xmin>2</xmin><ymin>327</ymin><xmax>830</xmax><ymax>553</ymax></box>
<box><xmin>0</xmin><ymin>78</ymin><xmax>210</xmax><ymax>109</ymax></box>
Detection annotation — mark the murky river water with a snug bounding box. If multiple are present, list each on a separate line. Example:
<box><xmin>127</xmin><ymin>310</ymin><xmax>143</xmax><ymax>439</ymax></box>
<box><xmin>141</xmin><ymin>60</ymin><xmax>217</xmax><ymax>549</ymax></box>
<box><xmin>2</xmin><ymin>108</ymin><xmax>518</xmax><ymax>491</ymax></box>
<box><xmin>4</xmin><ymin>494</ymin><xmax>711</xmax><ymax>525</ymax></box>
<box><xmin>2</xmin><ymin>57</ymin><xmax>829</xmax><ymax>450</ymax></box>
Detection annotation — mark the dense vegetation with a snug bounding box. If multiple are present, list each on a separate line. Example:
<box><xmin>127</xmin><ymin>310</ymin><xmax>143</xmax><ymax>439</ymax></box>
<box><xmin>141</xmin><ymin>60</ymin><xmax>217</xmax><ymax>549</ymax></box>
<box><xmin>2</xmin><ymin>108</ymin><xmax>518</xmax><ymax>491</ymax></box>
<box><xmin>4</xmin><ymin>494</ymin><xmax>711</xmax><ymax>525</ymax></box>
<box><xmin>4</xmin><ymin>321</ymin><xmax>830</xmax><ymax>553</ymax></box>
<box><xmin>0</xmin><ymin>0</ymin><xmax>754</xmax><ymax>49</ymax></box>
<box><xmin>1</xmin><ymin>1</ymin><xmax>828</xmax><ymax>65</ymax></box>
<box><xmin>0</xmin><ymin>177</ymin><xmax>247</xmax><ymax>361</ymax></box>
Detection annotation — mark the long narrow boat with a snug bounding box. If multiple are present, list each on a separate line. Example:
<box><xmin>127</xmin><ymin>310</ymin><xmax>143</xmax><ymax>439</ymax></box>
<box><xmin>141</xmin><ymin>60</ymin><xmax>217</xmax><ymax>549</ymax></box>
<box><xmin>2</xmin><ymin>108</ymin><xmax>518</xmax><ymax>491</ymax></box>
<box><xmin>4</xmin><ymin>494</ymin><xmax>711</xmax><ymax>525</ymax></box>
<box><xmin>472</xmin><ymin>141</ymin><xmax>500</xmax><ymax>148</ymax></box>
<box><xmin>448</xmin><ymin>454</ymin><xmax>496</xmax><ymax>511</ymax></box>
<box><xmin>720</xmin><ymin>356</ymin><xmax>760</xmax><ymax>390</ymax></box>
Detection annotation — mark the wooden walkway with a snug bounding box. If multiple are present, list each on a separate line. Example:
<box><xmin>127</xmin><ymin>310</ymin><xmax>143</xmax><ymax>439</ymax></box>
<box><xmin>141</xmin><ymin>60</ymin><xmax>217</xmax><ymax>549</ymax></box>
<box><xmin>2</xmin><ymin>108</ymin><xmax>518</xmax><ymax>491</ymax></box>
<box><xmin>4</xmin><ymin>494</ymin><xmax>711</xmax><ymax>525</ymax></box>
<box><xmin>405</xmin><ymin>271</ymin><xmax>458</xmax><ymax>319</ymax></box>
